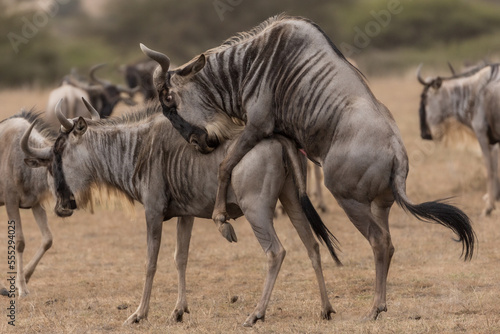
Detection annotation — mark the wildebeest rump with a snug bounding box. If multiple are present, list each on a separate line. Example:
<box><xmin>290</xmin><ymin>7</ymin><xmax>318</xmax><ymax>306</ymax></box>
<box><xmin>141</xmin><ymin>14</ymin><xmax>476</xmax><ymax>320</ymax></box>
<box><xmin>23</xmin><ymin>98</ymin><xmax>341</xmax><ymax>327</ymax></box>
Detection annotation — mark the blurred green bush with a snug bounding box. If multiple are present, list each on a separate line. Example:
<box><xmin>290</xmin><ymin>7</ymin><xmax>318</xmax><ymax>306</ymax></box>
<box><xmin>1</xmin><ymin>0</ymin><xmax>499</xmax><ymax>87</ymax></box>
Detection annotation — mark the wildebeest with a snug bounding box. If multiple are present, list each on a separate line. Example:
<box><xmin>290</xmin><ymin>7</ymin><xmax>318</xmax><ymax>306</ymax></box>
<box><xmin>0</xmin><ymin>110</ymin><xmax>57</xmax><ymax>297</ymax></box>
<box><xmin>23</xmin><ymin>98</ymin><xmax>341</xmax><ymax>327</ymax></box>
<box><xmin>417</xmin><ymin>63</ymin><xmax>500</xmax><ymax>215</ymax></box>
<box><xmin>46</xmin><ymin>82</ymin><xmax>92</xmax><ymax>126</ymax></box>
<box><xmin>141</xmin><ymin>14</ymin><xmax>476</xmax><ymax>320</ymax></box>
<box><xmin>122</xmin><ymin>58</ymin><xmax>158</xmax><ymax>101</ymax></box>
<box><xmin>47</xmin><ymin>64</ymin><xmax>137</xmax><ymax>123</ymax></box>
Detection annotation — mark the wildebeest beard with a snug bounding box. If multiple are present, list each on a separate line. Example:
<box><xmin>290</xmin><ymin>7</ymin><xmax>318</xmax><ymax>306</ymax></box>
<box><xmin>52</xmin><ymin>135</ymin><xmax>77</xmax><ymax>216</ymax></box>
<box><xmin>419</xmin><ymin>86</ymin><xmax>433</xmax><ymax>140</ymax></box>
<box><xmin>158</xmin><ymin>90</ymin><xmax>219</xmax><ymax>153</ymax></box>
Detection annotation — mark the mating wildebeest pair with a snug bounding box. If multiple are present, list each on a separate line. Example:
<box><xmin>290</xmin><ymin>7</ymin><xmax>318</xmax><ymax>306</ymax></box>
<box><xmin>417</xmin><ymin>63</ymin><xmax>500</xmax><ymax>215</ymax></box>
<box><xmin>22</xmin><ymin>98</ymin><xmax>340</xmax><ymax>326</ymax></box>
<box><xmin>19</xmin><ymin>14</ymin><xmax>475</xmax><ymax>326</ymax></box>
<box><xmin>141</xmin><ymin>13</ymin><xmax>476</xmax><ymax>321</ymax></box>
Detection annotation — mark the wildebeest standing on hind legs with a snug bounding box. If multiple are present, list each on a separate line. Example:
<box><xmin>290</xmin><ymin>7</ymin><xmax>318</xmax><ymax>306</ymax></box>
<box><xmin>141</xmin><ymin>14</ymin><xmax>476</xmax><ymax>320</ymax></box>
<box><xmin>417</xmin><ymin>63</ymin><xmax>500</xmax><ymax>215</ymax></box>
<box><xmin>23</xmin><ymin>98</ymin><xmax>342</xmax><ymax>327</ymax></box>
<box><xmin>0</xmin><ymin>110</ymin><xmax>62</xmax><ymax>297</ymax></box>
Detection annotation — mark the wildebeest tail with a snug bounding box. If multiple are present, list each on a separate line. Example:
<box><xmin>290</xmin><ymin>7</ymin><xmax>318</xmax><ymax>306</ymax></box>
<box><xmin>276</xmin><ymin>135</ymin><xmax>342</xmax><ymax>266</ymax></box>
<box><xmin>392</xmin><ymin>154</ymin><xmax>476</xmax><ymax>261</ymax></box>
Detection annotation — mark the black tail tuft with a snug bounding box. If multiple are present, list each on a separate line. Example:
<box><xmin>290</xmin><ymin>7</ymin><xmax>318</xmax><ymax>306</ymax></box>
<box><xmin>300</xmin><ymin>195</ymin><xmax>342</xmax><ymax>266</ymax></box>
<box><xmin>395</xmin><ymin>195</ymin><xmax>476</xmax><ymax>261</ymax></box>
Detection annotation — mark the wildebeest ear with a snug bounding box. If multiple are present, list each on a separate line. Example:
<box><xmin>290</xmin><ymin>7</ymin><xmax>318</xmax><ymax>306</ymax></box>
<box><xmin>74</xmin><ymin>117</ymin><xmax>88</xmax><ymax>136</ymax></box>
<box><xmin>177</xmin><ymin>54</ymin><xmax>206</xmax><ymax>77</ymax></box>
<box><xmin>24</xmin><ymin>158</ymin><xmax>50</xmax><ymax>168</ymax></box>
<box><xmin>432</xmin><ymin>77</ymin><xmax>442</xmax><ymax>89</ymax></box>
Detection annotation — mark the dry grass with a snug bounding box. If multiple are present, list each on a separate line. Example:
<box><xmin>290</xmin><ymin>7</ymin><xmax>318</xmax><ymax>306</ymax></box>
<box><xmin>1</xmin><ymin>78</ymin><xmax>499</xmax><ymax>334</ymax></box>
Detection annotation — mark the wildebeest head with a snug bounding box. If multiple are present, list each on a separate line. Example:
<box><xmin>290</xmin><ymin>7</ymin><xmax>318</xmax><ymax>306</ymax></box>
<box><xmin>140</xmin><ymin>43</ymin><xmax>228</xmax><ymax>154</ymax></box>
<box><xmin>122</xmin><ymin>59</ymin><xmax>158</xmax><ymax>101</ymax></box>
<box><xmin>22</xmin><ymin>99</ymin><xmax>100</xmax><ymax>217</ymax></box>
<box><xmin>69</xmin><ymin>64</ymin><xmax>138</xmax><ymax>118</ymax></box>
<box><xmin>416</xmin><ymin>64</ymin><xmax>448</xmax><ymax>141</ymax></box>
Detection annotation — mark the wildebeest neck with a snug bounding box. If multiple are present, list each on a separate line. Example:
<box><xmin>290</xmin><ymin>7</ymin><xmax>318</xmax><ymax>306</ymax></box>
<box><xmin>160</xmin><ymin>102</ymin><xmax>219</xmax><ymax>153</ymax></box>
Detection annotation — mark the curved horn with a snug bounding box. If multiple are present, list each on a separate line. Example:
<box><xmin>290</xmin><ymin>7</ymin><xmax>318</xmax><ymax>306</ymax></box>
<box><xmin>140</xmin><ymin>43</ymin><xmax>170</xmax><ymax>82</ymax></box>
<box><xmin>67</xmin><ymin>76</ymin><xmax>103</xmax><ymax>94</ymax></box>
<box><xmin>416</xmin><ymin>63</ymin><xmax>431</xmax><ymax>85</ymax></box>
<box><xmin>89</xmin><ymin>63</ymin><xmax>109</xmax><ymax>86</ymax></box>
<box><xmin>21</xmin><ymin>121</ymin><xmax>52</xmax><ymax>160</ymax></box>
<box><xmin>55</xmin><ymin>98</ymin><xmax>75</xmax><ymax>132</ymax></box>
<box><xmin>447</xmin><ymin>62</ymin><xmax>456</xmax><ymax>76</ymax></box>
<box><xmin>81</xmin><ymin>97</ymin><xmax>100</xmax><ymax>120</ymax></box>
<box><xmin>117</xmin><ymin>84</ymin><xmax>141</xmax><ymax>95</ymax></box>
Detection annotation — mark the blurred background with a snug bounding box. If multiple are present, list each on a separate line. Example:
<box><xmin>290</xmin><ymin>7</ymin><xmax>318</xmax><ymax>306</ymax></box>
<box><xmin>1</xmin><ymin>0</ymin><xmax>500</xmax><ymax>88</ymax></box>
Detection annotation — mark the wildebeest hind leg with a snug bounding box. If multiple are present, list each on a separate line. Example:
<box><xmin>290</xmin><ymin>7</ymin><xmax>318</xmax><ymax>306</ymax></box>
<box><xmin>170</xmin><ymin>216</ymin><xmax>194</xmax><ymax>322</ymax></box>
<box><xmin>6</xmin><ymin>202</ymin><xmax>29</xmax><ymax>297</ymax></box>
<box><xmin>336</xmin><ymin>197</ymin><xmax>394</xmax><ymax>321</ymax></box>
<box><xmin>213</xmin><ymin>127</ymin><xmax>268</xmax><ymax>242</ymax></box>
<box><xmin>279</xmin><ymin>178</ymin><xmax>335</xmax><ymax>320</ymax></box>
<box><xmin>24</xmin><ymin>204</ymin><xmax>52</xmax><ymax>283</ymax></box>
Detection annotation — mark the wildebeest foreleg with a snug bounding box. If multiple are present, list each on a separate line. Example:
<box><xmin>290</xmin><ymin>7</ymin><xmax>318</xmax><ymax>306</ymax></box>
<box><xmin>124</xmin><ymin>211</ymin><xmax>163</xmax><ymax>325</ymax></box>
<box><xmin>336</xmin><ymin>197</ymin><xmax>394</xmax><ymax>321</ymax></box>
<box><xmin>213</xmin><ymin>125</ymin><xmax>270</xmax><ymax>242</ymax></box>
<box><xmin>490</xmin><ymin>144</ymin><xmax>500</xmax><ymax>200</ymax></box>
<box><xmin>474</xmin><ymin>128</ymin><xmax>497</xmax><ymax>215</ymax></box>
<box><xmin>279</xmin><ymin>178</ymin><xmax>335</xmax><ymax>320</ymax></box>
<box><xmin>171</xmin><ymin>216</ymin><xmax>194</xmax><ymax>322</ymax></box>
<box><xmin>24</xmin><ymin>204</ymin><xmax>52</xmax><ymax>283</ymax></box>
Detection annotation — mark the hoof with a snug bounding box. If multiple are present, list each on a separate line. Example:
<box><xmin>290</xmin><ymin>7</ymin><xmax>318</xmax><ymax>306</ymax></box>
<box><xmin>362</xmin><ymin>305</ymin><xmax>386</xmax><ymax>321</ymax></box>
<box><xmin>243</xmin><ymin>313</ymin><xmax>265</xmax><ymax>327</ymax></box>
<box><xmin>218</xmin><ymin>222</ymin><xmax>238</xmax><ymax>243</ymax></box>
<box><xmin>17</xmin><ymin>288</ymin><xmax>30</xmax><ymax>298</ymax></box>
<box><xmin>481</xmin><ymin>205</ymin><xmax>495</xmax><ymax>217</ymax></box>
<box><xmin>0</xmin><ymin>288</ymin><xmax>9</xmax><ymax>297</ymax></box>
<box><xmin>171</xmin><ymin>307</ymin><xmax>189</xmax><ymax>322</ymax></box>
<box><xmin>321</xmin><ymin>306</ymin><xmax>336</xmax><ymax>320</ymax></box>
<box><xmin>123</xmin><ymin>313</ymin><xmax>146</xmax><ymax>325</ymax></box>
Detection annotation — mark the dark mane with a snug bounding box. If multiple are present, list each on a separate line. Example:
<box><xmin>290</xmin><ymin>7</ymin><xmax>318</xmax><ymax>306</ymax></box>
<box><xmin>211</xmin><ymin>13</ymin><xmax>289</xmax><ymax>54</ymax></box>
<box><xmin>2</xmin><ymin>108</ymin><xmax>57</xmax><ymax>139</ymax></box>
<box><xmin>91</xmin><ymin>101</ymin><xmax>162</xmax><ymax>127</ymax></box>
<box><xmin>202</xmin><ymin>14</ymin><xmax>365</xmax><ymax>80</ymax></box>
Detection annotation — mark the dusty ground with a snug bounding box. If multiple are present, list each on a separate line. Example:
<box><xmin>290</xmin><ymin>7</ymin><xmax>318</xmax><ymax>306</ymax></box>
<box><xmin>0</xmin><ymin>77</ymin><xmax>499</xmax><ymax>334</ymax></box>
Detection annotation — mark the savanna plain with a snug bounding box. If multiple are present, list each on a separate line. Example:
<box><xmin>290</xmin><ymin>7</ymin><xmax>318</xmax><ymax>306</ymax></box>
<box><xmin>0</xmin><ymin>75</ymin><xmax>499</xmax><ymax>333</ymax></box>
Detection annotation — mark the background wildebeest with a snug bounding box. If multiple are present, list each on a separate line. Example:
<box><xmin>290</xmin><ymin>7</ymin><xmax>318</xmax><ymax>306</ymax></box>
<box><xmin>0</xmin><ymin>110</ymin><xmax>57</xmax><ymax>297</ymax></box>
<box><xmin>46</xmin><ymin>64</ymin><xmax>138</xmax><ymax>125</ymax></box>
<box><xmin>122</xmin><ymin>58</ymin><xmax>158</xmax><ymax>101</ymax></box>
<box><xmin>141</xmin><ymin>14</ymin><xmax>476</xmax><ymax>320</ymax></box>
<box><xmin>417</xmin><ymin>63</ymin><xmax>500</xmax><ymax>215</ymax></box>
<box><xmin>23</xmin><ymin>98</ymin><xmax>341</xmax><ymax>327</ymax></box>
